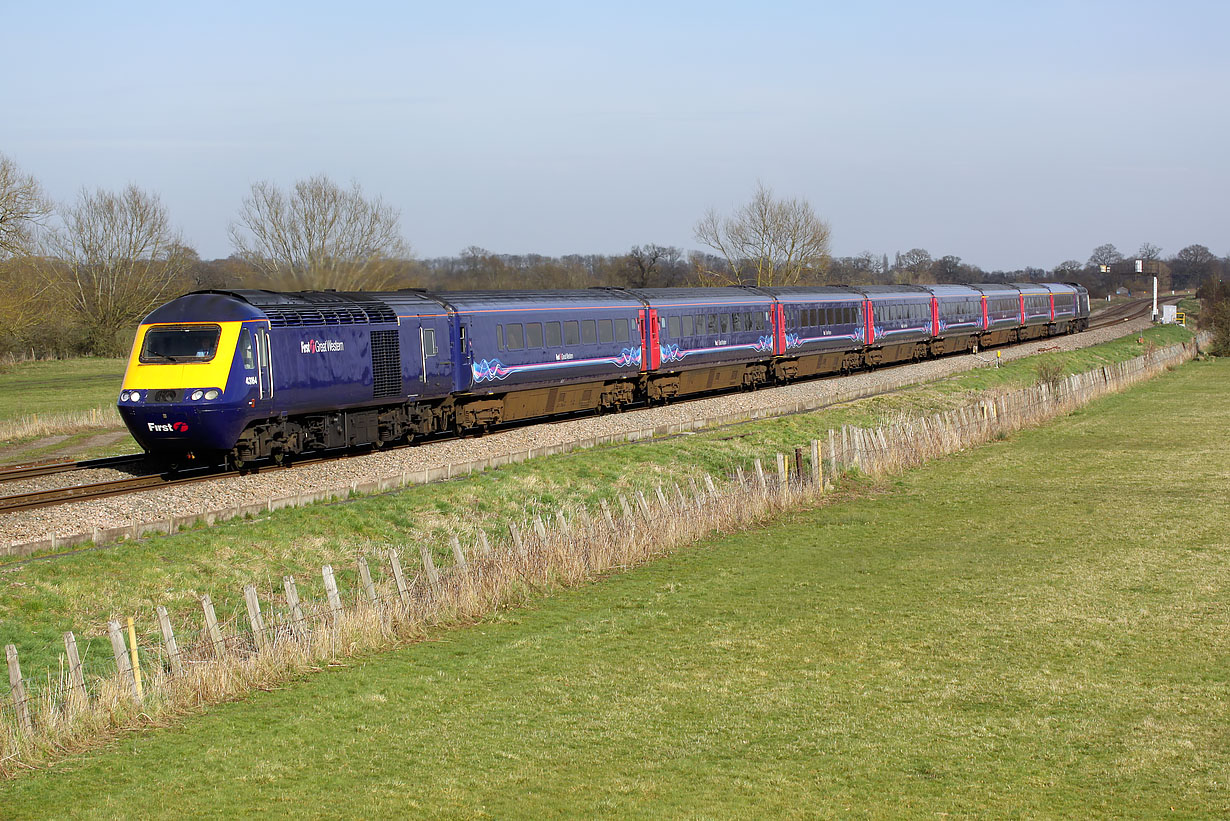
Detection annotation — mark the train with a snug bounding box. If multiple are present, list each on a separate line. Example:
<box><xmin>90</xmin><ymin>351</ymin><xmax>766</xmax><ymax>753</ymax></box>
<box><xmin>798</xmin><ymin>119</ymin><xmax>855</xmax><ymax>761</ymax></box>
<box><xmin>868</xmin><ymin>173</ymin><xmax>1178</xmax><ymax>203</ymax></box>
<box><xmin>117</xmin><ymin>282</ymin><xmax>1090</xmax><ymax>468</ymax></box>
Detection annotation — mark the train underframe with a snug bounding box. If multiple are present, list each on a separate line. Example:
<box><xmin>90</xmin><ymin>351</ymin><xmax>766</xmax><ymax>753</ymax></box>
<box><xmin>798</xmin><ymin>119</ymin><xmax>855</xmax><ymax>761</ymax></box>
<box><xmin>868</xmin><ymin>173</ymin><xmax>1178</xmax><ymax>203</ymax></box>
<box><xmin>220</xmin><ymin>318</ymin><xmax>1089</xmax><ymax>469</ymax></box>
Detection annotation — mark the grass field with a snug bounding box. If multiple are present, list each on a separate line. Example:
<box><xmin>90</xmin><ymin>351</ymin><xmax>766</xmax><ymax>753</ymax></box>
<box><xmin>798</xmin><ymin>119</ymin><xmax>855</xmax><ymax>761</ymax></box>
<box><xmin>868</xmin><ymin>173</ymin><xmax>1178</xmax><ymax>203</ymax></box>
<box><xmin>0</xmin><ymin>357</ymin><xmax>126</xmax><ymax>422</ymax></box>
<box><xmin>1</xmin><ymin>345</ymin><xmax>1225</xmax><ymax>816</ymax></box>
<box><xmin>0</xmin><ymin>326</ymin><xmax>1193</xmax><ymax>682</ymax></box>
<box><xmin>0</xmin><ymin>357</ymin><xmax>135</xmax><ymax>460</ymax></box>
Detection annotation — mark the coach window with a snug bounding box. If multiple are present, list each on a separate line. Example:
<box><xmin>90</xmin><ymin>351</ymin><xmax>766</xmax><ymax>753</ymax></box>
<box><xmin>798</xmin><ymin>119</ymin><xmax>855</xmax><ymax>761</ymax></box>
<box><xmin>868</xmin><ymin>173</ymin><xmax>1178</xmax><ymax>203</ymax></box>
<box><xmin>422</xmin><ymin>328</ymin><xmax>437</xmax><ymax>356</ymax></box>
<box><xmin>526</xmin><ymin>322</ymin><xmax>543</xmax><ymax>349</ymax></box>
<box><xmin>615</xmin><ymin>318</ymin><xmax>630</xmax><ymax>342</ymax></box>
<box><xmin>497</xmin><ymin>325</ymin><xmax>504</xmax><ymax>350</ymax></box>
<box><xmin>599</xmin><ymin>318</ymin><xmax>614</xmax><ymax>343</ymax></box>
<box><xmin>564</xmin><ymin>320</ymin><xmax>580</xmax><ymax>346</ymax></box>
<box><xmin>582</xmin><ymin>319</ymin><xmax>597</xmax><ymax>344</ymax></box>
<box><xmin>681</xmin><ymin>315</ymin><xmax>694</xmax><ymax>336</ymax></box>
<box><xmin>717</xmin><ymin>313</ymin><xmax>729</xmax><ymax>334</ymax></box>
<box><xmin>667</xmin><ymin>315</ymin><xmax>681</xmax><ymax>339</ymax></box>
<box><xmin>545</xmin><ymin>321</ymin><xmax>562</xmax><ymax>347</ymax></box>
<box><xmin>505</xmin><ymin>323</ymin><xmax>524</xmax><ymax>351</ymax></box>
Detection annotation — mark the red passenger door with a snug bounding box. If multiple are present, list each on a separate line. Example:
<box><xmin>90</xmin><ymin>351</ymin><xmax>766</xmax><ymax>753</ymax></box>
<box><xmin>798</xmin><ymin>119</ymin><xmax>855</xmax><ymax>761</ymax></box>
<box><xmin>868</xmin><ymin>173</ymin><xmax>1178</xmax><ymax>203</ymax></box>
<box><xmin>639</xmin><ymin>308</ymin><xmax>661</xmax><ymax>370</ymax></box>
<box><xmin>981</xmin><ymin>295</ymin><xmax>989</xmax><ymax>330</ymax></box>
<box><xmin>774</xmin><ymin>303</ymin><xmax>786</xmax><ymax>354</ymax></box>
<box><xmin>864</xmin><ymin>299</ymin><xmax>875</xmax><ymax>344</ymax></box>
<box><xmin>931</xmin><ymin>297</ymin><xmax>939</xmax><ymax>336</ymax></box>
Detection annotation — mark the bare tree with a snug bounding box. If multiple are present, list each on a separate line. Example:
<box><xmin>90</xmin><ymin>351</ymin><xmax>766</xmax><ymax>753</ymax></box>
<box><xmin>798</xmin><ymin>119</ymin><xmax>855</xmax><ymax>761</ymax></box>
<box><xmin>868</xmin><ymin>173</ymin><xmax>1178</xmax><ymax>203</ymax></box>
<box><xmin>0</xmin><ymin>153</ymin><xmax>52</xmax><ymax>258</ymax></box>
<box><xmin>1053</xmin><ymin>259</ymin><xmax>1084</xmax><ymax>277</ymax></box>
<box><xmin>39</xmin><ymin>185</ymin><xmax>192</xmax><ymax>355</ymax></box>
<box><xmin>896</xmin><ymin>248</ymin><xmax>933</xmax><ymax>283</ymax></box>
<box><xmin>617</xmin><ymin>243</ymin><xmax>683</xmax><ymax>288</ymax></box>
<box><xmin>229</xmin><ymin>175</ymin><xmax>409</xmax><ymax>291</ymax></box>
<box><xmin>1087</xmin><ymin>243</ymin><xmax>1123</xmax><ymax>269</ymax></box>
<box><xmin>1171</xmin><ymin>243</ymin><xmax>1217</xmax><ymax>289</ymax></box>
<box><xmin>1137</xmin><ymin>242</ymin><xmax>1162</xmax><ymax>261</ymax></box>
<box><xmin>693</xmin><ymin>183</ymin><xmax>831</xmax><ymax>286</ymax></box>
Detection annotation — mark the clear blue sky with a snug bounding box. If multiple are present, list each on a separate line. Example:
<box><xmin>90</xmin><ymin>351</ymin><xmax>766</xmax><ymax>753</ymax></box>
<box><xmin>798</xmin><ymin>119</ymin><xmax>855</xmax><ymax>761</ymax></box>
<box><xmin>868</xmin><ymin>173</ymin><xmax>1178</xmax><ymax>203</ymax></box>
<box><xmin>4</xmin><ymin>0</ymin><xmax>1227</xmax><ymax>270</ymax></box>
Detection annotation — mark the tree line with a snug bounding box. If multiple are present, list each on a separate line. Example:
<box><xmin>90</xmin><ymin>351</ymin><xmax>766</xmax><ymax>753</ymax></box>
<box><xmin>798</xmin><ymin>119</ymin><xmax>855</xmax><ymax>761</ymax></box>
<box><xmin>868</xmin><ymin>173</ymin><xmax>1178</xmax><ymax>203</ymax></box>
<box><xmin>1</xmin><ymin>153</ymin><xmax>1226</xmax><ymax>358</ymax></box>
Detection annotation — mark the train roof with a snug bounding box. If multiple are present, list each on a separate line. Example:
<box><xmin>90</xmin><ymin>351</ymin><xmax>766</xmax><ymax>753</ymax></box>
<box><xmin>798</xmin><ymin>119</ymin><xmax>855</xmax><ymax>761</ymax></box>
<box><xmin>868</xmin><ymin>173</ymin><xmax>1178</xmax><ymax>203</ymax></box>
<box><xmin>625</xmin><ymin>287</ymin><xmax>775</xmax><ymax>307</ymax></box>
<box><xmin>434</xmin><ymin>289</ymin><xmax>643</xmax><ymax>313</ymax></box>
<box><xmin>757</xmin><ymin>286</ymin><xmax>865</xmax><ymax>301</ymax></box>
<box><xmin>966</xmin><ymin>283</ymin><xmax>1022</xmax><ymax>295</ymax></box>
<box><xmin>1009</xmin><ymin>282</ymin><xmax>1052</xmax><ymax>294</ymax></box>
<box><xmin>920</xmin><ymin>284</ymin><xmax>983</xmax><ymax>297</ymax></box>
<box><xmin>142</xmin><ymin>291</ymin><xmax>268</xmax><ymax>324</ymax></box>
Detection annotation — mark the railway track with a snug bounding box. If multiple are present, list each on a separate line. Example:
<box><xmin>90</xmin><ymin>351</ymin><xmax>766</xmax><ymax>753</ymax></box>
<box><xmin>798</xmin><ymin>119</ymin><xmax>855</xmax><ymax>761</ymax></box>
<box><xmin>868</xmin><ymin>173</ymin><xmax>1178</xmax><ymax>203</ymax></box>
<box><xmin>0</xmin><ymin>302</ymin><xmax>1167</xmax><ymax>516</ymax></box>
<box><xmin>0</xmin><ymin>454</ymin><xmax>149</xmax><ymax>485</ymax></box>
<box><xmin>1088</xmin><ymin>296</ymin><xmax>1174</xmax><ymax>329</ymax></box>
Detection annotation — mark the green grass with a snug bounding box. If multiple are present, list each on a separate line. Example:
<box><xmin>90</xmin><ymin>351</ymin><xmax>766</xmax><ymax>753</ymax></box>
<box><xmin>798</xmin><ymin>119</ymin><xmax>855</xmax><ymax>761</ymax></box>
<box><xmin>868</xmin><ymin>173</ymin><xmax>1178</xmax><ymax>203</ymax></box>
<box><xmin>2</xmin><ymin>350</ymin><xmax>1226</xmax><ymax>816</ymax></box>
<box><xmin>0</xmin><ymin>326</ymin><xmax>1193</xmax><ymax>682</ymax></box>
<box><xmin>0</xmin><ymin>357</ymin><xmax>126</xmax><ymax>423</ymax></box>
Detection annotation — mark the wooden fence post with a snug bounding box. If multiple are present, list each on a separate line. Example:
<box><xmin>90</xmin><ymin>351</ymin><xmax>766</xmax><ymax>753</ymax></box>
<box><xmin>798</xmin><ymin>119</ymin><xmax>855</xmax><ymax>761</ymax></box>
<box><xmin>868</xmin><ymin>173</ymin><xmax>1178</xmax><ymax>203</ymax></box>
<box><xmin>322</xmin><ymin>565</ymin><xmax>343</xmax><ymax>622</ymax></box>
<box><xmin>126</xmin><ymin>617</ymin><xmax>144</xmax><ymax>702</ymax></box>
<box><xmin>243</xmin><ymin>585</ymin><xmax>267</xmax><ymax>652</ymax></box>
<box><xmin>811</xmin><ymin>439</ymin><xmax>822</xmax><ymax>488</ymax></box>
<box><xmin>554</xmin><ymin>510</ymin><xmax>569</xmax><ymax>533</ymax></box>
<box><xmin>63</xmin><ymin>631</ymin><xmax>87</xmax><ymax>710</ymax></box>
<box><xmin>753</xmin><ymin>459</ymin><xmax>767</xmax><ymax>493</ymax></box>
<box><xmin>600</xmin><ymin>499</ymin><xmax>616</xmax><ymax>530</ymax></box>
<box><xmin>635</xmin><ymin>490</ymin><xmax>652</xmax><ymax>518</ymax></box>
<box><xmin>156</xmin><ymin>606</ymin><xmax>184</xmax><ymax>678</ymax></box>
<box><xmin>509</xmin><ymin>522</ymin><xmax>527</xmax><ymax>557</ymax></box>
<box><xmin>618</xmin><ymin>494</ymin><xmax>634</xmax><ymax>520</ymax></box>
<box><xmin>6</xmin><ymin>644</ymin><xmax>33</xmax><ymax>736</ymax></box>
<box><xmin>655</xmin><ymin>485</ymin><xmax>669</xmax><ymax>509</ymax></box>
<box><xmin>387</xmin><ymin>550</ymin><xmax>411</xmax><ymax>611</ymax></box>
<box><xmin>533</xmin><ymin>515</ymin><xmax>548</xmax><ymax>541</ymax></box>
<box><xmin>704</xmin><ymin>474</ymin><xmax>717</xmax><ymax>496</ymax></box>
<box><xmin>201</xmin><ymin>595</ymin><xmax>225</xmax><ymax>657</ymax></box>
<box><xmin>283</xmin><ymin>576</ymin><xmax>306</xmax><ymax>638</ymax></box>
<box><xmin>794</xmin><ymin>448</ymin><xmax>805</xmax><ymax>487</ymax></box>
<box><xmin>827</xmin><ymin>429</ymin><xmax>837</xmax><ymax>478</ymax></box>
<box><xmin>450</xmin><ymin>536</ymin><xmax>469</xmax><ymax>572</ymax></box>
<box><xmin>419</xmin><ymin>545</ymin><xmax>441</xmax><ymax>589</ymax></box>
<box><xmin>357</xmin><ymin>557</ymin><xmax>378</xmax><ymax>605</ymax></box>
<box><xmin>107</xmin><ymin>620</ymin><xmax>140</xmax><ymax>701</ymax></box>
<box><xmin>775</xmin><ymin>452</ymin><xmax>788</xmax><ymax>487</ymax></box>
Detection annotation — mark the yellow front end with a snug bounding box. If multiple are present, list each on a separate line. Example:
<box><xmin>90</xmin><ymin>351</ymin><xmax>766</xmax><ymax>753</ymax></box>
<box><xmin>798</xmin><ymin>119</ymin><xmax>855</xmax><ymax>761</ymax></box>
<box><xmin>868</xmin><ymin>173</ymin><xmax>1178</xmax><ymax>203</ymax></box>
<box><xmin>121</xmin><ymin>321</ymin><xmax>245</xmax><ymax>392</ymax></box>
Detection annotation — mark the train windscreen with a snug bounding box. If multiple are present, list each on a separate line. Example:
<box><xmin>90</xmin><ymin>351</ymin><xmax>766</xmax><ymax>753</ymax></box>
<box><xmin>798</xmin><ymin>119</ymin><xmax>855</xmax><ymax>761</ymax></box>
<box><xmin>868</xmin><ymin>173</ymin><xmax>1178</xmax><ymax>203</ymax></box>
<box><xmin>140</xmin><ymin>325</ymin><xmax>222</xmax><ymax>363</ymax></box>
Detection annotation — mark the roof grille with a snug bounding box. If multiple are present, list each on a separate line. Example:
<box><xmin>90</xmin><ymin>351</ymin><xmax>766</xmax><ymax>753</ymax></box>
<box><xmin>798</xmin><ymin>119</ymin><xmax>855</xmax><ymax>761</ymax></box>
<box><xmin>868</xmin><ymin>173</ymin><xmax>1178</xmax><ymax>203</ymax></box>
<box><xmin>262</xmin><ymin>301</ymin><xmax>397</xmax><ymax>327</ymax></box>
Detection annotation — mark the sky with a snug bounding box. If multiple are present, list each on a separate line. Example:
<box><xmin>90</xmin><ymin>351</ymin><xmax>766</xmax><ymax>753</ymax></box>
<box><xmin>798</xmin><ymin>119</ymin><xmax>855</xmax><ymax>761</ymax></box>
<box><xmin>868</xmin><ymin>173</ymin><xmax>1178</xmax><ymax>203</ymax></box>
<box><xmin>3</xmin><ymin>0</ymin><xmax>1227</xmax><ymax>271</ymax></box>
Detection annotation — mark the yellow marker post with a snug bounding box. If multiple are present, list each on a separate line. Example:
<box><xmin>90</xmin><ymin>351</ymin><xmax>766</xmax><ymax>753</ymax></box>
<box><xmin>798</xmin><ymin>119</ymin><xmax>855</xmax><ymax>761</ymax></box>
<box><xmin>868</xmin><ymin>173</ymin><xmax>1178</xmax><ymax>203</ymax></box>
<box><xmin>126</xmin><ymin>616</ymin><xmax>144</xmax><ymax>701</ymax></box>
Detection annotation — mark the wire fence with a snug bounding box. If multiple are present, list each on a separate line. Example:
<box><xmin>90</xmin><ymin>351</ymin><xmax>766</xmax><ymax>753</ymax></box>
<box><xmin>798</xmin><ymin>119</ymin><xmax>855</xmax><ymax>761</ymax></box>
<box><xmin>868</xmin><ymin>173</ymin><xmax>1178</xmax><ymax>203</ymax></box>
<box><xmin>0</xmin><ymin>334</ymin><xmax>1207</xmax><ymax>774</ymax></box>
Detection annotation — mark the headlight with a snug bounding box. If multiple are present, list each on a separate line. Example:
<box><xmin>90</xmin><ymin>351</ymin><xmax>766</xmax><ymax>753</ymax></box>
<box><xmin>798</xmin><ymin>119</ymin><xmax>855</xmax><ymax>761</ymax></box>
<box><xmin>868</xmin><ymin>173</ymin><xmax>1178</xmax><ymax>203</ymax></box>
<box><xmin>190</xmin><ymin>390</ymin><xmax>204</xmax><ymax>401</ymax></box>
<box><xmin>130</xmin><ymin>391</ymin><xmax>140</xmax><ymax>402</ymax></box>
<box><xmin>120</xmin><ymin>391</ymin><xmax>130</xmax><ymax>401</ymax></box>
<box><xmin>204</xmin><ymin>389</ymin><xmax>220</xmax><ymax>400</ymax></box>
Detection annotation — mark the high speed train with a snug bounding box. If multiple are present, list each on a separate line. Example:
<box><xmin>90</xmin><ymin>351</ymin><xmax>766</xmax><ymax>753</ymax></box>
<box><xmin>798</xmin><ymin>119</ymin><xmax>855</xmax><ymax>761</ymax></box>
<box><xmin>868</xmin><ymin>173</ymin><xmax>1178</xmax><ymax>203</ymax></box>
<box><xmin>116</xmin><ymin>282</ymin><xmax>1089</xmax><ymax>468</ymax></box>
